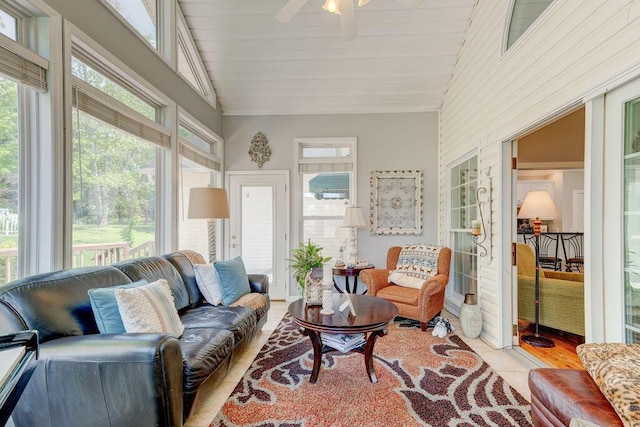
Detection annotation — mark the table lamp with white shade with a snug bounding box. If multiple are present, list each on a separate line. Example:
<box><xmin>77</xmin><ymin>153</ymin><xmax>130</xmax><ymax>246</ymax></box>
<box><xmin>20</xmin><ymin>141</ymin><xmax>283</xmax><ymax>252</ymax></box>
<box><xmin>517</xmin><ymin>190</ymin><xmax>559</xmax><ymax>348</ymax></box>
<box><xmin>341</xmin><ymin>205</ymin><xmax>367</xmax><ymax>267</ymax></box>
<box><xmin>188</xmin><ymin>187</ymin><xmax>230</xmax><ymax>262</ymax></box>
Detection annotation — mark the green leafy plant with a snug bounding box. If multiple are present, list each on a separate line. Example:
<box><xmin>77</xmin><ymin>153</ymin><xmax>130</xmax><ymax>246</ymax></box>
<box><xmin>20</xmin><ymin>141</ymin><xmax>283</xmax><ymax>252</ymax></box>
<box><xmin>287</xmin><ymin>240</ymin><xmax>331</xmax><ymax>289</ymax></box>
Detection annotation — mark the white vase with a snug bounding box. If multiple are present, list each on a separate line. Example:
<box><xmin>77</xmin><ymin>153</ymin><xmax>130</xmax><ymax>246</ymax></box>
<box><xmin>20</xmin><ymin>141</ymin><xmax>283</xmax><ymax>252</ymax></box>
<box><xmin>459</xmin><ymin>293</ymin><xmax>482</xmax><ymax>339</ymax></box>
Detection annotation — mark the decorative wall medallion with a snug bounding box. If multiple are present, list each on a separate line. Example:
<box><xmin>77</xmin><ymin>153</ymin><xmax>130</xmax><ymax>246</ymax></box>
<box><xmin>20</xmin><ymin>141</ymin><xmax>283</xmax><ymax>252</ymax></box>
<box><xmin>370</xmin><ymin>170</ymin><xmax>423</xmax><ymax>235</ymax></box>
<box><xmin>249</xmin><ymin>132</ymin><xmax>271</xmax><ymax>169</ymax></box>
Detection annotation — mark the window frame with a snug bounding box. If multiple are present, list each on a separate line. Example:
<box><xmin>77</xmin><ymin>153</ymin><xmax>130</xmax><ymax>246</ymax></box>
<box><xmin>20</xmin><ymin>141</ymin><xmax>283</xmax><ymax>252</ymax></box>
<box><xmin>446</xmin><ymin>150</ymin><xmax>479</xmax><ymax>306</ymax></box>
<box><xmin>294</xmin><ymin>137</ymin><xmax>357</xmax><ymax>258</ymax></box>
<box><xmin>501</xmin><ymin>0</ymin><xmax>558</xmax><ymax>56</ymax></box>
<box><xmin>64</xmin><ymin>22</ymin><xmax>175</xmax><ymax>267</ymax></box>
<box><xmin>176</xmin><ymin>4</ymin><xmax>217</xmax><ymax>107</ymax></box>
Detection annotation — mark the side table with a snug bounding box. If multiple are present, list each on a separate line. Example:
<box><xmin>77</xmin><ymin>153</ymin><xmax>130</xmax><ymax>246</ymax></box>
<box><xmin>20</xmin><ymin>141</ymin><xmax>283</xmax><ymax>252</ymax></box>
<box><xmin>332</xmin><ymin>264</ymin><xmax>374</xmax><ymax>294</ymax></box>
<box><xmin>0</xmin><ymin>330</ymin><xmax>38</xmax><ymax>426</ymax></box>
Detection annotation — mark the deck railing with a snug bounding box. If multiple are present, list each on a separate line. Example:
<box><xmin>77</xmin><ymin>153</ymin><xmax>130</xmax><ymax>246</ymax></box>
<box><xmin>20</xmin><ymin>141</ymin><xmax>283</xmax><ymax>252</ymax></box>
<box><xmin>0</xmin><ymin>241</ymin><xmax>156</xmax><ymax>285</ymax></box>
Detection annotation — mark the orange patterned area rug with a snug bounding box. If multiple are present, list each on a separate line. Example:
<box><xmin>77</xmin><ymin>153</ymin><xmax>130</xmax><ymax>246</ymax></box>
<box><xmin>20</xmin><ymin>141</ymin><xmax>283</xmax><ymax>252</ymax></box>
<box><xmin>210</xmin><ymin>314</ymin><xmax>533</xmax><ymax>427</ymax></box>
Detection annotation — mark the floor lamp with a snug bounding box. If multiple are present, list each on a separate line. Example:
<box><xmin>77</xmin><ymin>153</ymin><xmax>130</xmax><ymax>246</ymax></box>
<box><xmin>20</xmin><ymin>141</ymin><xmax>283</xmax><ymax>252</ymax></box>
<box><xmin>188</xmin><ymin>187</ymin><xmax>230</xmax><ymax>262</ymax></box>
<box><xmin>517</xmin><ymin>190</ymin><xmax>558</xmax><ymax>348</ymax></box>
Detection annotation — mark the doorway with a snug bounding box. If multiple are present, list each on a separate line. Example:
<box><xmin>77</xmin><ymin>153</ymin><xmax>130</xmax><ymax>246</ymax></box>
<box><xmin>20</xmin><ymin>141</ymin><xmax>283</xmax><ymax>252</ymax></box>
<box><xmin>510</xmin><ymin>106</ymin><xmax>586</xmax><ymax>368</ymax></box>
<box><xmin>227</xmin><ymin>171</ymin><xmax>289</xmax><ymax>300</ymax></box>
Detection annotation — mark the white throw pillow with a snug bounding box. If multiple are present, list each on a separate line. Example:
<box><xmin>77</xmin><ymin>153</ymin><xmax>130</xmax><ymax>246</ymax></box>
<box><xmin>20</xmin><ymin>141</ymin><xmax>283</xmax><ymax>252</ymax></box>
<box><xmin>193</xmin><ymin>263</ymin><xmax>224</xmax><ymax>305</ymax></box>
<box><xmin>115</xmin><ymin>279</ymin><xmax>185</xmax><ymax>338</ymax></box>
<box><xmin>389</xmin><ymin>271</ymin><xmax>425</xmax><ymax>289</ymax></box>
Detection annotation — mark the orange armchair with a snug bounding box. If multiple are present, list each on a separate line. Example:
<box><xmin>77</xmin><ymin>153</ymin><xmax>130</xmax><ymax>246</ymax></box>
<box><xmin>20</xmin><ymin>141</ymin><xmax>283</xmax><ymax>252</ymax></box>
<box><xmin>359</xmin><ymin>246</ymin><xmax>452</xmax><ymax>331</ymax></box>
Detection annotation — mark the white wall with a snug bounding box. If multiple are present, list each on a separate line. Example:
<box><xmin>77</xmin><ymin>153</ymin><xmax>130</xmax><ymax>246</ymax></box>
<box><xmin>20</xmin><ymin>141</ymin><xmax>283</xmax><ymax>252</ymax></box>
<box><xmin>223</xmin><ymin>112</ymin><xmax>440</xmax><ymax>295</ymax></box>
<box><xmin>440</xmin><ymin>0</ymin><xmax>640</xmax><ymax>347</ymax></box>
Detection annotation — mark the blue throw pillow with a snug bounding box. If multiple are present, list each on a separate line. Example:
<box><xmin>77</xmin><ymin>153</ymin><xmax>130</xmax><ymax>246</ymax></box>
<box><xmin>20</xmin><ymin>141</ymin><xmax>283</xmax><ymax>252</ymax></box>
<box><xmin>214</xmin><ymin>257</ymin><xmax>251</xmax><ymax>305</ymax></box>
<box><xmin>88</xmin><ymin>279</ymin><xmax>148</xmax><ymax>333</ymax></box>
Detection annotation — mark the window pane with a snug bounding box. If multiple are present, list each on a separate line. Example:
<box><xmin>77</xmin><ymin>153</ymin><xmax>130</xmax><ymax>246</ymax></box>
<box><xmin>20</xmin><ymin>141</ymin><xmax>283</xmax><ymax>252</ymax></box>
<box><xmin>506</xmin><ymin>0</ymin><xmax>554</xmax><ymax>49</ymax></box>
<box><xmin>624</xmin><ymin>95</ymin><xmax>640</xmax><ymax>341</ymax></box>
<box><xmin>178</xmin><ymin>38</ymin><xmax>205</xmax><ymax>97</ymax></box>
<box><xmin>179</xmin><ymin>125</ymin><xmax>211</xmax><ymax>153</ymax></box>
<box><xmin>0</xmin><ymin>77</ymin><xmax>19</xmax><ymax>283</ymax></box>
<box><xmin>302</xmin><ymin>173</ymin><xmax>351</xmax><ymax>260</ymax></box>
<box><xmin>105</xmin><ymin>0</ymin><xmax>157</xmax><ymax>49</ymax></box>
<box><xmin>72</xmin><ymin>109</ymin><xmax>156</xmax><ymax>267</ymax></box>
<box><xmin>304</xmin><ymin>172</ymin><xmax>350</xmax><ymax>205</ymax></box>
<box><xmin>0</xmin><ymin>8</ymin><xmax>18</xmax><ymax>40</ymax></box>
<box><xmin>178</xmin><ymin>157</ymin><xmax>212</xmax><ymax>260</ymax></box>
<box><xmin>302</xmin><ymin>146</ymin><xmax>350</xmax><ymax>158</ymax></box>
<box><xmin>303</xmin><ymin>219</ymin><xmax>350</xmax><ymax>261</ymax></box>
<box><xmin>72</xmin><ymin>57</ymin><xmax>156</xmax><ymax>120</ymax></box>
<box><xmin>449</xmin><ymin>155</ymin><xmax>478</xmax><ymax>298</ymax></box>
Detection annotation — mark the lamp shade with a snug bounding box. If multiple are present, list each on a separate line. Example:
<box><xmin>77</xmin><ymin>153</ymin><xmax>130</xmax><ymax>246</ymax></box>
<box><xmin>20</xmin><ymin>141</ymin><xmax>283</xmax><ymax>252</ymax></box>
<box><xmin>341</xmin><ymin>206</ymin><xmax>366</xmax><ymax>228</ymax></box>
<box><xmin>517</xmin><ymin>190</ymin><xmax>558</xmax><ymax>220</ymax></box>
<box><xmin>188</xmin><ymin>187</ymin><xmax>230</xmax><ymax>219</ymax></box>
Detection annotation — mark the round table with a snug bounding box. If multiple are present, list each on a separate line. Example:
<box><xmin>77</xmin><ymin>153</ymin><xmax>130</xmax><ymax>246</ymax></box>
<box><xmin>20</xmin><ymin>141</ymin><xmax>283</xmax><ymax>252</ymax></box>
<box><xmin>332</xmin><ymin>264</ymin><xmax>374</xmax><ymax>294</ymax></box>
<box><xmin>288</xmin><ymin>294</ymin><xmax>398</xmax><ymax>384</ymax></box>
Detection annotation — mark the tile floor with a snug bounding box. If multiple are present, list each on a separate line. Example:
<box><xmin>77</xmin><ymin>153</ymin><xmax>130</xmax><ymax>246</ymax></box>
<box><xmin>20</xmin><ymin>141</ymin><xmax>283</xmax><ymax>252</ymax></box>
<box><xmin>184</xmin><ymin>301</ymin><xmax>532</xmax><ymax>427</ymax></box>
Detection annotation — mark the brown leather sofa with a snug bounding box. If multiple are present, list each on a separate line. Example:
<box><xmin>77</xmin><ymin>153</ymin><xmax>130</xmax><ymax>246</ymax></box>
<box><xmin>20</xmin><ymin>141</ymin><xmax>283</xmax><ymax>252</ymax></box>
<box><xmin>0</xmin><ymin>250</ymin><xmax>269</xmax><ymax>427</ymax></box>
<box><xmin>528</xmin><ymin>368</ymin><xmax>622</xmax><ymax>426</ymax></box>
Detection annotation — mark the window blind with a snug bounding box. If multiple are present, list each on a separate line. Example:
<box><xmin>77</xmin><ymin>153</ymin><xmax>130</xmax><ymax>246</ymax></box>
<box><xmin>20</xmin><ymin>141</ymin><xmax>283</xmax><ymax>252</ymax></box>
<box><xmin>0</xmin><ymin>44</ymin><xmax>47</xmax><ymax>92</ymax></box>
<box><xmin>72</xmin><ymin>79</ymin><xmax>170</xmax><ymax>149</ymax></box>
<box><xmin>179</xmin><ymin>142</ymin><xmax>221</xmax><ymax>171</ymax></box>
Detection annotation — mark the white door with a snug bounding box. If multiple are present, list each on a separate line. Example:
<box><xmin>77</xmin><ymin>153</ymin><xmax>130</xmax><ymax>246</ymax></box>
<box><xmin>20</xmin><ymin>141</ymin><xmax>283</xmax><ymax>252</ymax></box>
<box><xmin>227</xmin><ymin>171</ymin><xmax>289</xmax><ymax>300</ymax></box>
<box><xmin>603</xmin><ymin>77</ymin><xmax>640</xmax><ymax>342</ymax></box>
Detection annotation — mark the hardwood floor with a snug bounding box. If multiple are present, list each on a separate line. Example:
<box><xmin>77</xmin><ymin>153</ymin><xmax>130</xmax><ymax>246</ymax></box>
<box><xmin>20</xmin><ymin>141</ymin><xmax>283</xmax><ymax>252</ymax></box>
<box><xmin>518</xmin><ymin>320</ymin><xmax>584</xmax><ymax>369</ymax></box>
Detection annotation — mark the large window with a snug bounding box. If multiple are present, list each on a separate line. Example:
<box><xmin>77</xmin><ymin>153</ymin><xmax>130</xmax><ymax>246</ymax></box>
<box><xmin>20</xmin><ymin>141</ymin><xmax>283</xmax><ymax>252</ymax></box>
<box><xmin>624</xmin><ymin>95</ymin><xmax>640</xmax><ymax>342</ymax></box>
<box><xmin>0</xmin><ymin>77</ymin><xmax>19</xmax><ymax>283</ymax></box>
<box><xmin>71</xmin><ymin>54</ymin><xmax>169</xmax><ymax>266</ymax></box>
<box><xmin>505</xmin><ymin>0</ymin><xmax>554</xmax><ymax>50</ymax></box>
<box><xmin>0</xmin><ymin>4</ymin><xmax>49</xmax><ymax>283</ymax></box>
<box><xmin>449</xmin><ymin>155</ymin><xmax>478</xmax><ymax>299</ymax></box>
<box><xmin>298</xmin><ymin>138</ymin><xmax>355</xmax><ymax>261</ymax></box>
<box><xmin>178</xmin><ymin>119</ymin><xmax>222</xmax><ymax>260</ymax></box>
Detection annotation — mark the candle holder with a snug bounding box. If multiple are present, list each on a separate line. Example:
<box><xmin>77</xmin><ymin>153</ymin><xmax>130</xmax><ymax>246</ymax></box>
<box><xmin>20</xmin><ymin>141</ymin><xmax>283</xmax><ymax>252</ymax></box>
<box><xmin>320</xmin><ymin>290</ymin><xmax>334</xmax><ymax>315</ymax></box>
<box><xmin>470</xmin><ymin>180</ymin><xmax>491</xmax><ymax>260</ymax></box>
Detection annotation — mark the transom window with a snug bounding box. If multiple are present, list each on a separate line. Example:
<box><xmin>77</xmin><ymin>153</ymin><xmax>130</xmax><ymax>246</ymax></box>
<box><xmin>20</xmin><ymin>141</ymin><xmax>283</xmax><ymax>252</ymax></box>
<box><xmin>0</xmin><ymin>8</ymin><xmax>17</xmax><ymax>40</ymax></box>
<box><xmin>506</xmin><ymin>0</ymin><xmax>554</xmax><ymax>50</ymax></box>
<box><xmin>104</xmin><ymin>0</ymin><xmax>157</xmax><ymax>49</ymax></box>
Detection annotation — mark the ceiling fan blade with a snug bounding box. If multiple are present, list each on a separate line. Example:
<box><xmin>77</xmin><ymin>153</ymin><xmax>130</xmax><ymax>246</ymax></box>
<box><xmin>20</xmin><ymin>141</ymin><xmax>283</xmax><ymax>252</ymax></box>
<box><xmin>397</xmin><ymin>0</ymin><xmax>424</xmax><ymax>8</ymax></box>
<box><xmin>339</xmin><ymin>0</ymin><xmax>357</xmax><ymax>41</ymax></box>
<box><xmin>275</xmin><ymin>0</ymin><xmax>309</xmax><ymax>23</ymax></box>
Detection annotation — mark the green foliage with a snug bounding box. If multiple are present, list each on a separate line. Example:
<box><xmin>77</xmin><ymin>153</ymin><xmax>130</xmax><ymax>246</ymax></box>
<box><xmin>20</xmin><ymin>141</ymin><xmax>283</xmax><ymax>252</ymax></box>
<box><xmin>287</xmin><ymin>240</ymin><xmax>331</xmax><ymax>289</ymax></box>
<box><xmin>121</xmin><ymin>216</ymin><xmax>140</xmax><ymax>246</ymax></box>
<box><xmin>71</xmin><ymin>60</ymin><xmax>156</xmax><ymax>229</ymax></box>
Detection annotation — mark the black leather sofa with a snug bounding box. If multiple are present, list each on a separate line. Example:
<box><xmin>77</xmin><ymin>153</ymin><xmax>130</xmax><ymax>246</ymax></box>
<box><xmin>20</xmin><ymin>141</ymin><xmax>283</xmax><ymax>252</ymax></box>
<box><xmin>0</xmin><ymin>250</ymin><xmax>270</xmax><ymax>427</ymax></box>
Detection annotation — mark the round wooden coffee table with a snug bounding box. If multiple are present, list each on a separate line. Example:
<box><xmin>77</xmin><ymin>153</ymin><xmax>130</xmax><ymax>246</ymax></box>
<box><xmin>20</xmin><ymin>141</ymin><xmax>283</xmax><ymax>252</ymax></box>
<box><xmin>288</xmin><ymin>294</ymin><xmax>398</xmax><ymax>384</ymax></box>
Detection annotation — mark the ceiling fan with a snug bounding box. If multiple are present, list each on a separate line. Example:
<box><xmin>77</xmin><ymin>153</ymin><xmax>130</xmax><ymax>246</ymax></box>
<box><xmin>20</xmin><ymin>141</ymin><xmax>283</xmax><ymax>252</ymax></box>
<box><xmin>275</xmin><ymin>0</ymin><xmax>425</xmax><ymax>41</ymax></box>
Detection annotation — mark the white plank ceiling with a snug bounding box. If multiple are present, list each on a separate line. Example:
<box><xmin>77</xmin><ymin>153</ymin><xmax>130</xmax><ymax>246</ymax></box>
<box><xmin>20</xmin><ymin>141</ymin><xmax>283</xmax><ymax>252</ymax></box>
<box><xmin>178</xmin><ymin>0</ymin><xmax>476</xmax><ymax>115</ymax></box>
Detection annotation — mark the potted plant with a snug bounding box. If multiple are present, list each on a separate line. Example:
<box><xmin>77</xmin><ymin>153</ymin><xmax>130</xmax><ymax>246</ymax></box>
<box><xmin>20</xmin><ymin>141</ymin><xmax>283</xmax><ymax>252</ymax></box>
<box><xmin>288</xmin><ymin>240</ymin><xmax>331</xmax><ymax>289</ymax></box>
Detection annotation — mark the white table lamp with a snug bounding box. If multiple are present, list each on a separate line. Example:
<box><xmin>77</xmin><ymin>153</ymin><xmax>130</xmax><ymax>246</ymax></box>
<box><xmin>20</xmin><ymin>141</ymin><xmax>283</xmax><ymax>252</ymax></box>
<box><xmin>341</xmin><ymin>205</ymin><xmax>366</xmax><ymax>267</ymax></box>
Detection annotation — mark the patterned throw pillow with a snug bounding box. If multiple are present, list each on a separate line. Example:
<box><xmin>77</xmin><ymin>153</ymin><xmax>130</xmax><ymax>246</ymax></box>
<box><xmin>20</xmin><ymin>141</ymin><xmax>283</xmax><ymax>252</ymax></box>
<box><xmin>88</xmin><ymin>279</ymin><xmax>148</xmax><ymax>334</ymax></box>
<box><xmin>115</xmin><ymin>279</ymin><xmax>185</xmax><ymax>338</ymax></box>
<box><xmin>577</xmin><ymin>342</ymin><xmax>640</xmax><ymax>427</ymax></box>
<box><xmin>393</xmin><ymin>244</ymin><xmax>442</xmax><ymax>280</ymax></box>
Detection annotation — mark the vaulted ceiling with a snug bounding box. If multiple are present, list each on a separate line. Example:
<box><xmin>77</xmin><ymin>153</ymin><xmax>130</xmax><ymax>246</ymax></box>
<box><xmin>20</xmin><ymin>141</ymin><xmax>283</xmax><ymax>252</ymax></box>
<box><xmin>178</xmin><ymin>0</ymin><xmax>476</xmax><ymax>115</ymax></box>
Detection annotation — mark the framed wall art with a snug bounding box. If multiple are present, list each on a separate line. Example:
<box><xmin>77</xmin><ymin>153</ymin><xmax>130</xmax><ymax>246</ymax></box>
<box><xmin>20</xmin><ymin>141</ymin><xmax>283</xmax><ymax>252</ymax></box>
<box><xmin>370</xmin><ymin>170</ymin><xmax>423</xmax><ymax>235</ymax></box>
